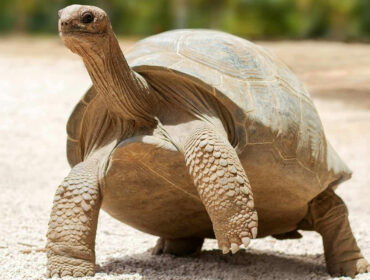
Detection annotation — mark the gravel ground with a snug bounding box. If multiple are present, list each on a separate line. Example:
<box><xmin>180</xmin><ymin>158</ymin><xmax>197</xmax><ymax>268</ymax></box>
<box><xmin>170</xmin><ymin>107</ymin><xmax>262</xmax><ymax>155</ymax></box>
<box><xmin>0</xmin><ymin>37</ymin><xmax>369</xmax><ymax>280</ymax></box>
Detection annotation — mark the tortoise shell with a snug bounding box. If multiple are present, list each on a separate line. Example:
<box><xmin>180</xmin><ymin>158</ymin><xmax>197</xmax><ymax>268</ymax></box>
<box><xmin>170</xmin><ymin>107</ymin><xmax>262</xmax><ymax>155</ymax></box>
<box><xmin>67</xmin><ymin>29</ymin><xmax>351</xmax><ymax>210</ymax></box>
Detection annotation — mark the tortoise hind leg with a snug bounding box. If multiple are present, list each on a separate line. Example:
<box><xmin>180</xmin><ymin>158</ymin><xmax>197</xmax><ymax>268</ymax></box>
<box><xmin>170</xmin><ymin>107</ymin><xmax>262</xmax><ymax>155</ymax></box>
<box><xmin>299</xmin><ymin>188</ymin><xmax>369</xmax><ymax>277</ymax></box>
<box><xmin>152</xmin><ymin>237</ymin><xmax>204</xmax><ymax>256</ymax></box>
<box><xmin>46</xmin><ymin>159</ymin><xmax>101</xmax><ymax>278</ymax></box>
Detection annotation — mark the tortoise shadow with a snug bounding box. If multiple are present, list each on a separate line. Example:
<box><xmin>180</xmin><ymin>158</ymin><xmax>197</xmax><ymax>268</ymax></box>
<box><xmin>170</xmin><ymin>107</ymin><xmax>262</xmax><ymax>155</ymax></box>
<box><xmin>97</xmin><ymin>248</ymin><xmax>330</xmax><ymax>280</ymax></box>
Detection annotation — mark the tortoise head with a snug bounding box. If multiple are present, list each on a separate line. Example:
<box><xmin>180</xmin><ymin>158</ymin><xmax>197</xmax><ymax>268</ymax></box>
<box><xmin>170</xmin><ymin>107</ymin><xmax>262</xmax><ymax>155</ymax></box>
<box><xmin>58</xmin><ymin>5</ymin><xmax>112</xmax><ymax>56</ymax></box>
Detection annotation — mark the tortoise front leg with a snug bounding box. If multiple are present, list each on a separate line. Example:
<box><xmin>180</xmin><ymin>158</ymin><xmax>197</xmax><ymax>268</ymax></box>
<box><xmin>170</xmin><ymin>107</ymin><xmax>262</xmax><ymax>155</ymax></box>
<box><xmin>301</xmin><ymin>188</ymin><xmax>370</xmax><ymax>277</ymax></box>
<box><xmin>46</xmin><ymin>159</ymin><xmax>101</xmax><ymax>278</ymax></box>
<box><xmin>184</xmin><ymin>126</ymin><xmax>258</xmax><ymax>254</ymax></box>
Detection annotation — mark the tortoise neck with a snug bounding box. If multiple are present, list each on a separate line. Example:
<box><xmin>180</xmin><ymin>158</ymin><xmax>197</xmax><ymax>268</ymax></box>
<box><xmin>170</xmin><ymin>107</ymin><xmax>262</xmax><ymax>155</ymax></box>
<box><xmin>82</xmin><ymin>29</ymin><xmax>156</xmax><ymax>127</ymax></box>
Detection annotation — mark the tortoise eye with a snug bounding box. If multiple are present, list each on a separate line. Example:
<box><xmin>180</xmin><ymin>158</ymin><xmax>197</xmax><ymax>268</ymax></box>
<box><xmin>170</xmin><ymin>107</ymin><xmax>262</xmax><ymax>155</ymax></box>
<box><xmin>81</xmin><ymin>12</ymin><xmax>94</xmax><ymax>24</ymax></box>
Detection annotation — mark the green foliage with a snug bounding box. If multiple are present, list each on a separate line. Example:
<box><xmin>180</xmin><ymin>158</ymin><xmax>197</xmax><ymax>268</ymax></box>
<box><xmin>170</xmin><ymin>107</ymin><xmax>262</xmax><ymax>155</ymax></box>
<box><xmin>0</xmin><ymin>0</ymin><xmax>368</xmax><ymax>40</ymax></box>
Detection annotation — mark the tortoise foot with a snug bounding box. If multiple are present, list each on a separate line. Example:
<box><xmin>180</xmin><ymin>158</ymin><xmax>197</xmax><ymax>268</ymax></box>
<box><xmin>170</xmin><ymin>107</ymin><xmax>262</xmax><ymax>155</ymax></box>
<box><xmin>47</xmin><ymin>254</ymin><xmax>95</xmax><ymax>278</ymax></box>
<box><xmin>46</xmin><ymin>242</ymin><xmax>95</xmax><ymax>278</ymax></box>
<box><xmin>328</xmin><ymin>258</ymin><xmax>370</xmax><ymax>278</ymax></box>
<box><xmin>152</xmin><ymin>237</ymin><xmax>204</xmax><ymax>256</ymax></box>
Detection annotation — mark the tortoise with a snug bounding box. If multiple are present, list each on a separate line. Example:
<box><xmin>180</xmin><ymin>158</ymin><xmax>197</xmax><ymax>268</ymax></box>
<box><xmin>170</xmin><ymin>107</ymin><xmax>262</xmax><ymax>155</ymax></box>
<box><xmin>47</xmin><ymin>4</ymin><xmax>370</xmax><ymax>278</ymax></box>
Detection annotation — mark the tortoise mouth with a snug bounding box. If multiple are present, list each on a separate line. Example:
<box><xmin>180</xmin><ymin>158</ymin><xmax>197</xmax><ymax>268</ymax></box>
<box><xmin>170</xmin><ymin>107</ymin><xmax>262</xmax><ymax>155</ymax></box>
<box><xmin>59</xmin><ymin>30</ymin><xmax>97</xmax><ymax>36</ymax></box>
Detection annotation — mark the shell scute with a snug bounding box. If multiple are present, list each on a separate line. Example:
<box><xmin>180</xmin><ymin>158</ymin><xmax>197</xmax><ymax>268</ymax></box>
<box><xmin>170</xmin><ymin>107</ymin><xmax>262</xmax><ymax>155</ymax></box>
<box><xmin>272</xmin><ymin>84</ymin><xmax>301</xmax><ymax>159</ymax></box>
<box><xmin>179</xmin><ymin>32</ymin><xmax>273</xmax><ymax>81</ymax></box>
<box><xmin>247</xmin><ymin>82</ymin><xmax>279</xmax><ymax>144</ymax></box>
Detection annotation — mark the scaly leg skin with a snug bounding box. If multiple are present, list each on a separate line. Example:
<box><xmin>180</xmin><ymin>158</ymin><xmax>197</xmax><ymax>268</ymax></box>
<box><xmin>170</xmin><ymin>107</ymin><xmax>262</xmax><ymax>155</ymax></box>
<box><xmin>46</xmin><ymin>160</ymin><xmax>101</xmax><ymax>278</ymax></box>
<box><xmin>184</xmin><ymin>126</ymin><xmax>258</xmax><ymax>254</ymax></box>
<box><xmin>152</xmin><ymin>237</ymin><xmax>204</xmax><ymax>256</ymax></box>
<box><xmin>304</xmin><ymin>188</ymin><xmax>370</xmax><ymax>277</ymax></box>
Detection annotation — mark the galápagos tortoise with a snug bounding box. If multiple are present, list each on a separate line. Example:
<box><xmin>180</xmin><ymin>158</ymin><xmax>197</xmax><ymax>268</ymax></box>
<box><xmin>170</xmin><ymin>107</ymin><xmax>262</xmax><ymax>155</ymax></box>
<box><xmin>47</xmin><ymin>4</ymin><xmax>370</xmax><ymax>278</ymax></box>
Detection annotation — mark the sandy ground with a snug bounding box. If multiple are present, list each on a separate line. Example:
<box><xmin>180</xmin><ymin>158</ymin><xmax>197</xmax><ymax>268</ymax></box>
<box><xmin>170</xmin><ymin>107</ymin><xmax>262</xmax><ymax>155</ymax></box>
<box><xmin>0</xmin><ymin>36</ymin><xmax>369</xmax><ymax>280</ymax></box>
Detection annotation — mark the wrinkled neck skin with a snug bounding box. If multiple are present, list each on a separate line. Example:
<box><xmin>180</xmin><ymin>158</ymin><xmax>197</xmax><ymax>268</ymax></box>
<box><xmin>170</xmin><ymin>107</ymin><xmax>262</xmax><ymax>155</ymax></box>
<box><xmin>79</xmin><ymin>28</ymin><xmax>156</xmax><ymax>127</ymax></box>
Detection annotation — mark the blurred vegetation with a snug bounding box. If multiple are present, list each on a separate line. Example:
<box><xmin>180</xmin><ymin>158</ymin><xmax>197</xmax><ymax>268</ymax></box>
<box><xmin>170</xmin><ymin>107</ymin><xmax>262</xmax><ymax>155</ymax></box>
<box><xmin>0</xmin><ymin>0</ymin><xmax>369</xmax><ymax>40</ymax></box>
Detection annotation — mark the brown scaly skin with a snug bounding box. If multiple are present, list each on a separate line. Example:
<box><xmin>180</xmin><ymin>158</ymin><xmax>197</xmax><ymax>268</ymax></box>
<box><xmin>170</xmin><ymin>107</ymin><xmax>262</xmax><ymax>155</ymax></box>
<box><xmin>184</xmin><ymin>126</ymin><xmax>258</xmax><ymax>253</ymax></box>
<box><xmin>299</xmin><ymin>189</ymin><xmax>370</xmax><ymax>277</ymax></box>
<box><xmin>46</xmin><ymin>159</ymin><xmax>100</xmax><ymax>277</ymax></box>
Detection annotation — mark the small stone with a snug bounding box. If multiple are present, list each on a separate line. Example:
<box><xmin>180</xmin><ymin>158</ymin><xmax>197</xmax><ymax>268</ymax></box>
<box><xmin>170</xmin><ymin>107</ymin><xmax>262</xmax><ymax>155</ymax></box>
<box><xmin>210</xmin><ymin>166</ymin><xmax>217</xmax><ymax>172</ymax></box>
<box><xmin>62</xmin><ymin>182</ymin><xmax>68</xmax><ymax>187</ymax></box>
<box><xmin>50</xmin><ymin>223</ymin><xmax>57</xmax><ymax>229</ymax></box>
<box><xmin>73</xmin><ymin>207</ymin><xmax>80</xmax><ymax>214</ymax></box>
<box><xmin>228</xmin><ymin>184</ymin><xmax>235</xmax><ymax>189</ymax></box>
<box><xmin>66</xmin><ymin>210</ymin><xmax>73</xmax><ymax>217</ymax></box>
<box><xmin>236</xmin><ymin>201</ymin><xmax>242</xmax><ymax>206</ymax></box>
<box><xmin>221</xmin><ymin>153</ymin><xmax>228</xmax><ymax>158</ymax></box>
<box><xmin>209</xmin><ymin>157</ymin><xmax>215</xmax><ymax>163</ymax></box>
<box><xmin>74</xmin><ymin>197</ymin><xmax>82</xmax><ymax>204</ymax></box>
<box><xmin>203</xmin><ymin>177</ymin><xmax>210</xmax><ymax>183</ymax></box>
<box><xmin>80</xmin><ymin>216</ymin><xmax>88</xmax><ymax>223</ymax></box>
<box><xmin>223</xmin><ymin>185</ymin><xmax>229</xmax><ymax>190</ymax></box>
<box><xmin>220</xmin><ymin>159</ymin><xmax>228</xmax><ymax>166</ymax></box>
<box><xmin>227</xmin><ymin>190</ymin><xmax>235</xmax><ymax>197</ymax></box>
<box><xmin>57</xmin><ymin>217</ymin><xmax>63</xmax><ymax>224</ymax></box>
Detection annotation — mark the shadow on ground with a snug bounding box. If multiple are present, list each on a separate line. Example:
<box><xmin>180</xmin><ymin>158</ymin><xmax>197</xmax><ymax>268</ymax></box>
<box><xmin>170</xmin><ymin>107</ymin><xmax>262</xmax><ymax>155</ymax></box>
<box><xmin>98</xmin><ymin>249</ymin><xmax>329</xmax><ymax>280</ymax></box>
